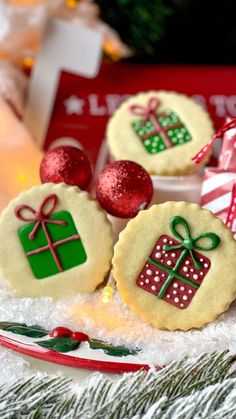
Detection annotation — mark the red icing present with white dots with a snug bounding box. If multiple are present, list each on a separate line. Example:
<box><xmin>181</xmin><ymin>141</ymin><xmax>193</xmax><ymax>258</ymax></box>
<box><xmin>137</xmin><ymin>235</ymin><xmax>211</xmax><ymax>309</ymax></box>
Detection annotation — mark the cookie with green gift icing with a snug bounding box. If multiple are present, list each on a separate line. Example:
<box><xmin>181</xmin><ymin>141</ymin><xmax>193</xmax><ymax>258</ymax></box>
<box><xmin>0</xmin><ymin>183</ymin><xmax>113</xmax><ymax>299</ymax></box>
<box><xmin>107</xmin><ymin>91</ymin><xmax>214</xmax><ymax>176</ymax></box>
<box><xmin>113</xmin><ymin>202</ymin><xmax>236</xmax><ymax>330</ymax></box>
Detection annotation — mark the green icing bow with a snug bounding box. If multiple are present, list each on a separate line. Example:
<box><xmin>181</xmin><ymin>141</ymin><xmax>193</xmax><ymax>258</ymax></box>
<box><xmin>164</xmin><ymin>216</ymin><xmax>220</xmax><ymax>269</ymax></box>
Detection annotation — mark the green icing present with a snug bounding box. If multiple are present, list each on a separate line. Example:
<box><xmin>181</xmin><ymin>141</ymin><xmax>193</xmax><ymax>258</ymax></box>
<box><xmin>18</xmin><ymin>210</ymin><xmax>87</xmax><ymax>279</ymax></box>
<box><xmin>132</xmin><ymin>111</ymin><xmax>191</xmax><ymax>154</ymax></box>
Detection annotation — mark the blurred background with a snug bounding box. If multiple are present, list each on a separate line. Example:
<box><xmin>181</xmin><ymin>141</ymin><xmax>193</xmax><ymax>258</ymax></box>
<box><xmin>0</xmin><ymin>0</ymin><xmax>235</xmax><ymax>65</ymax></box>
<box><xmin>98</xmin><ymin>0</ymin><xmax>236</xmax><ymax>64</ymax></box>
<box><xmin>0</xmin><ymin>0</ymin><xmax>235</xmax><ymax>168</ymax></box>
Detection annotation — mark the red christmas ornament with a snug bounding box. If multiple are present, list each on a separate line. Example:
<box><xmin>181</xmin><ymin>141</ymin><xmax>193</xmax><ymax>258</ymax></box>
<box><xmin>96</xmin><ymin>160</ymin><xmax>153</xmax><ymax>218</ymax></box>
<box><xmin>40</xmin><ymin>146</ymin><xmax>92</xmax><ymax>190</ymax></box>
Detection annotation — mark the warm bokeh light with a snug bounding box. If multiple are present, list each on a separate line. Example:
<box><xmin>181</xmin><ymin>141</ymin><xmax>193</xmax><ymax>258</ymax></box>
<box><xmin>69</xmin><ymin>296</ymin><xmax>131</xmax><ymax>332</ymax></box>
<box><xmin>66</xmin><ymin>0</ymin><xmax>80</xmax><ymax>8</ymax></box>
<box><xmin>22</xmin><ymin>56</ymin><xmax>35</xmax><ymax>71</ymax></box>
<box><xmin>0</xmin><ymin>98</ymin><xmax>42</xmax><ymax>211</ymax></box>
<box><xmin>101</xmin><ymin>286</ymin><xmax>113</xmax><ymax>304</ymax></box>
<box><xmin>103</xmin><ymin>41</ymin><xmax>123</xmax><ymax>61</ymax></box>
<box><xmin>18</xmin><ymin>173</ymin><xmax>27</xmax><ymax>182</ymax></box>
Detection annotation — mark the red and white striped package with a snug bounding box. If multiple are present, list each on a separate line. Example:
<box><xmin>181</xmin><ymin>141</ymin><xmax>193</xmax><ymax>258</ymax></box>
<box><xmin>193</xmin><ymin>118</ymin><xmax>236</xmax><ymax>236</ymax></box>
<box><xmin>201</xmin><ymin>169</ymin><xmax>236</xmax><ymax>227</ymax></box>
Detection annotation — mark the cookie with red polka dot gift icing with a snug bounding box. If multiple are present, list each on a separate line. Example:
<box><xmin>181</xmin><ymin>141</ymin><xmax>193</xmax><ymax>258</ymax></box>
<box><xmin>113</xmin><ymin>202</ymin><xmax>236</xmax><ymax>330</ymax></box>
<box><xmin>107</xmin><ymin>91</ymin><xmax>214</xmax><ymax>176</ymax></box>
<box><xmin>0</xmin><ymin>183</ymin><xmax>113</xmax><ymax>299</ymax></box>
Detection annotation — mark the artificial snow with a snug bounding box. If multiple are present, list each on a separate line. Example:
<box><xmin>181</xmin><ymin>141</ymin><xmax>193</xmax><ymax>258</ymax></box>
<box><xmin>0</xmin><ymin>278</ymin><xmax>236</xmax><ymax>371</ymax></box>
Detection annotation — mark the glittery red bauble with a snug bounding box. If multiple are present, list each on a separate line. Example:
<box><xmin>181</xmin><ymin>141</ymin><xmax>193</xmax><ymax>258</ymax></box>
<box><xmin>96</xmin><ymin>160</ymin><xmax>153</xmax><ymax>218</ymax></box>
<box><xmin>40</xmin><ymin>146</ymin><xmax>92</xmax><ymax>190</ymax></box>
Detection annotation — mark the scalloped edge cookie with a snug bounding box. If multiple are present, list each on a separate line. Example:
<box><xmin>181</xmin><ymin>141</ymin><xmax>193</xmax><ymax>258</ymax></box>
<box><xmin>0</xmin><ymin>183</ymin><xmax>113</xmax><ymax>299</ymax></box>
<box><xmin>107</xmin><ymin>90</ymin><xmax>214</xmax><ymax>176</ymax></box>
<box><xmin>112</xmin><ymin>202</ymin><xmax>236</xmax><ymax>330</ymax></box>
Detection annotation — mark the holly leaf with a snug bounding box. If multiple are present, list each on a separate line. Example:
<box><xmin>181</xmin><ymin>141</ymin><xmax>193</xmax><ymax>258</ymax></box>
<box><xmin>36</xmin><ymin>337</ymin><xmax>81</xmax><ymax>353</ymax></box>
<box><xmin>88</xmin><ymin>339</ymin><xmax>139</xmax><ymax>357</ymax></box>
<box><xmin>0</xmin><ymin>322</ymin><xmax>48</xmax><ymax>338</ymax></box>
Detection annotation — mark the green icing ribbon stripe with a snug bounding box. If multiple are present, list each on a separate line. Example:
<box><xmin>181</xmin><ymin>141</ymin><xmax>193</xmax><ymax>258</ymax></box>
<box><xmin>148</xmin><ymin>216</ymin><xmax>220</xmax><ymax>300</ymax></box>
<box><xmin>148</xmin><ymin>256</ymin><xmax>200</xmax><ymax>289</ymax></box>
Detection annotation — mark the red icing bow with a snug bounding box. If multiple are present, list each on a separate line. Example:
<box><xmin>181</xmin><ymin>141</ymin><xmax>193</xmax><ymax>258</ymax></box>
<box><xmin>14</xmin><ymin>194</ymin><xmax>66</xmax><ymax>241</ymax></box>
<box><xmin>129</xmin><ymin>96</ymin><xmax>173</xmax><ymax>149</ymax></box>
<box><xmin>226</xmin><ymin>182</ymin><xmax>236</xmax><ymax>232</ymax></box>
<box><xmin>129</xmin><ymin>97</ymin><xmax>161</xmax><ymax>123</ymax></box>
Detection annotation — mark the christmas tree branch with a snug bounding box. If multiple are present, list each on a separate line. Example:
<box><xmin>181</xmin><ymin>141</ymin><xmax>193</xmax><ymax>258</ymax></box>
<box><xmin>0</xmin><ymin>352</ymin><xmax>235</xmax><ymax>418</ymax></box>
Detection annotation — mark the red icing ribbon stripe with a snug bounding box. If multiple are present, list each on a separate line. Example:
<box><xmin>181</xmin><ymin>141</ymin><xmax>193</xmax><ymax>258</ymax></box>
<box><xmin>129</xmin><ymin>97</ymin><xmax>161</xmax><ymax>119</ymax></box>
<box><xmin>226</xmin><ymin>182</ymin><xmax>236</xmax><ymax>231</ymax></box>
<box><xmin>129</xmin><ymin>97</ymin><xmax>174</xmax><ymax>149</ymax></box>
<box><xmin>192</xmin><ymin>118</ymin><xmax>236</xmax><ymax>164</ymax></box>
<box><xmin>14</xmin><ymin>194</ymin><xmax>78</xmax><ymax>273</ymax></box>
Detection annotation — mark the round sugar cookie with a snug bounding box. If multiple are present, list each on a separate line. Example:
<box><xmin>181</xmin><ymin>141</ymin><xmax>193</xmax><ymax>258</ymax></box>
<box><xmin>113</xmin><ymin>202</ymin><xmax>236</xmax><ymax>330</ymax></box>
<box><xmin>0</xmin><ymin>183</ymin><xmax>113</xmax><ymax>299</ymax></box>
<box><xmin>107</xmin><ymin>91</ymin><xmax>214</xmax><ymax>176</ymax></box>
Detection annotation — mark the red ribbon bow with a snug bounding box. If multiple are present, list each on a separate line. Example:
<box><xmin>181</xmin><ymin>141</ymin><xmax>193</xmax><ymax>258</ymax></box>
<box><xmin>129</xmin><ymin>97</ymin><xmax>161</xmax><ymax>123</ymax></box>
<box><xmin>226</xmin><ymin>182</ymin><xmax>236</xmax><ymax>233</ymax></box>
<box><xmin>129</xmin><ymin>97</ymin><xmax>174</xmax><ymax>149</ymax></box>
<box><xmin>192</xmin><ymin>118</ymin><xmax>236</xmax><ymax>164</ymax></box>
<box><xmin>15</xmin><ymin>194</ymin><xmax>66</xmax><ymax>241</ymax></box>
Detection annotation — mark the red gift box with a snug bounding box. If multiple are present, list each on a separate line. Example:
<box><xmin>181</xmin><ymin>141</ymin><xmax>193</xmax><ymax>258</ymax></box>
<box><xmin>137</xmin><ymin>235</ymin><xmax>210</xmax><ymax>310</ymax></box>
<box><xmin>201</xmin><ymin>168</ymin><xmax>236</xmax><ymax>224</ymax></box>
<box><xmin>196</xmin><ymin>119</ymin><xmax>236</xmax><ymax>236</ymax></box>
<box><xmin>136</xmin><ymin>216</ymin><xmax>220</xmax><ymax>310</ymax></box>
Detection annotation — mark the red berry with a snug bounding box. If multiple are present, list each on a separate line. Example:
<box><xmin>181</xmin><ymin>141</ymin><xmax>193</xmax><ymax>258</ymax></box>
<box><xmin>71</xmin><ymin>331</ymin><xmax>89</xmax><ymax>341</ymax></box>
<box><xmin>49</xmin><ymin>327</ymin><xmax>72</xmax><ymax>338</ymax></box>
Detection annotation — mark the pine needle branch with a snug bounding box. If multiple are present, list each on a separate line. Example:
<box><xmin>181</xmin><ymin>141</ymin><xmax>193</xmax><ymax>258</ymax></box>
<box><xmin>0</xmin><ymin>351</ymin><xmax>235</xmax><ymax>418</ymax></box>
